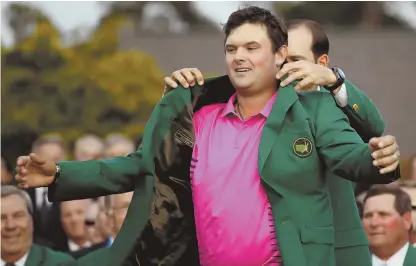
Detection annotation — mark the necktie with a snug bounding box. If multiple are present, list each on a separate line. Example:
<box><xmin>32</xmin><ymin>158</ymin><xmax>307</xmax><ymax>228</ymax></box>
<box><xmin>5</xmin><ymin>263</ymin><xmax>16</xmax><ymax>266</ymax></box>
<box><xmin>39</xmin><ymin>189</ymin><xmax>50</xmax><ymax>228</ymax></box>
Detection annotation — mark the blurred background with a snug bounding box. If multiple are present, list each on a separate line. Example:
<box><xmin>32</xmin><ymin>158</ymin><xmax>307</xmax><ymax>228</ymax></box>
<box><xmin>1</xmin><ymin>1</ymin><xmax>416</xmax><ymax>263</ymax></box>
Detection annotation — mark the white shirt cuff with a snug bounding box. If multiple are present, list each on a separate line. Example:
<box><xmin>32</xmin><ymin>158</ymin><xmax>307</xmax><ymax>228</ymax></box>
<box><xmin>333</xmin><ymin>83</ymin><xmax>348</xmax><ymax>107</ymax></box>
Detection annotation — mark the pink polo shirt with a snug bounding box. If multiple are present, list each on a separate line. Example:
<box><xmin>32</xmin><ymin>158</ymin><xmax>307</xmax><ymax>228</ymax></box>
<box><xmin>191</xmin><ymin>92</ymin><xmax>282</xmax><ymax>266</ymax></box>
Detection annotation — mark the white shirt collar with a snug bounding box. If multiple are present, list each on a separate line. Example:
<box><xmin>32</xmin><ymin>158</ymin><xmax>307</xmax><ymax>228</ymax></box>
<box><xmin>372</xmin><ymin>242</ymin><xmax>409</xmax><ymax>266</ymax></box>
<box><xmin>67</xmin><ymin>239</ymin><xmax>91</xmax><ymax>252</ymax></box>
<box><xmin>1</xmin><ymin>251</ymin><xmax>29</xmax><ymax>266</ymax></box>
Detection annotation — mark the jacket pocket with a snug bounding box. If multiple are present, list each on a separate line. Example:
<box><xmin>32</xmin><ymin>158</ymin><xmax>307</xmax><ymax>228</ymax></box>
<box><xmin>334</xmin><ymin>228</ymin><xmax>369</xmax><ymax>248</ymax></box>
<box><xmin>300</xmin><ymin>225</ymin><xmax>334</xmax><ymax>244</ymax></box>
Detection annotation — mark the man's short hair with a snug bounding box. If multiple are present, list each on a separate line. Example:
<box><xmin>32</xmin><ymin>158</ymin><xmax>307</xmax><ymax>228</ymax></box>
<box><xmin>32</xmin><ymin>134</ymin><xmax>66</xmax><ymax>155</ymax></box>
<box><xmin>222</xmin><ymin>6</ymin><xmax>288</xmax><ymax>52</ymax></box>
<box><xmin>363</xmin><ymin>184</ymin><xmax>412</xmax><ymax>216</ymax></box>
<box><xmin>1</xmin><ymin>154</ymin><xmax>13</xmax><ymax>173</ymax></box>
<box><xmin>74</xmin><ymin>134</ymin><xmax>104</xmax><ymax>154</ymax></box>
<box><xmin>104</xmin><ymin>134</ymin><xmax>135</xmax><ymax>153</ymax></box>
<box><xmin>1</xmin><ymin>185</ymin><xmax>34</xmax><ymax>216</ymax></box>
<box><xmin>286</xmin><ymin>19</ymin><xmax>329</xmax><ymax>59</ymax></box>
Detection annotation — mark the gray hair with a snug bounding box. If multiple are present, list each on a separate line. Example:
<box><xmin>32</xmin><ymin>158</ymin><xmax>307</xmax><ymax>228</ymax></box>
<box><xmin>1</xmin><ymin>185</ymin><xmax>34</xmax><ymax>216</ymax></box>
<box><xmin>74</xmin><ymin>134</ymin><xmax>104</xmax><ymax>154</ymax></box>
<box><xmin>32</xmin><ymin>134</ymin><xmax>67</xmax><ymax>161</ymax></box>
<box><xmin>104</xmin><ymin>134</ymin><xmax>135</xmax><ymax>154</ymax></box>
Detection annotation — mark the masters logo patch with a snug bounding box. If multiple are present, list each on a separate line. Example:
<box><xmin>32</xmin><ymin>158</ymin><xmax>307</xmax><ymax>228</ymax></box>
<box><xmin>293</xmin><ymin>137</ymin><xmax>313</xmax><ymax>158</ymax></box>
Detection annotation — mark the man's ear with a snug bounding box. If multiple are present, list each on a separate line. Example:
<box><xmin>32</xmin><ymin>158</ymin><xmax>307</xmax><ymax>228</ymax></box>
<box><xmin>317</xmin><ymin>54</ymin><xmax>329</xmax><ymax>67</ymax></box>
<box><xmin>275</xmin><ymin>45</ymin><xmax>288</xmax><ymax>67</ymax></box>
<box><xmin>403</xmin><ymin>211</ymin><xmax>413</xmax><ymax>232</ymax></box>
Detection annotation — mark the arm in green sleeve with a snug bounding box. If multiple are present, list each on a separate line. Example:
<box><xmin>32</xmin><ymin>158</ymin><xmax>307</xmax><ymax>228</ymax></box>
<box><xmin>314</xmin><ymin>93</ymin><xmax>399</xmax><ymax>184</ymax></box>
<box><xmin>48</xmin><ymin>148</ymin><xmax>142</xmax><ymax>202</ymax></box>
<box><xmin>340</xmin><ymin>80</ymin><xmax>385</xmax><ymax>141</ymax></box>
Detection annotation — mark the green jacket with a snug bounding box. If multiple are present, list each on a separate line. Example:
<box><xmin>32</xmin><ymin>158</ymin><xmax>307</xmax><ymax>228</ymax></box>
<box><xmin>327</xmin><ymin>81</ymin><xmax>385</xmax><ymax>266</ymax></box>
<box><xmin>25</xmin><ymin>243</ymin><xmax>74</xmax><ymax>266</ymax></box>
<box><xmin>404</xmin><ymin>244</ymin><xmax>416</xmax><ymax>266</ymax></box>
<box><xmin>49</xmin><ymin>76</ymin><xmax>399</xmax><ymax>266</ymax></box>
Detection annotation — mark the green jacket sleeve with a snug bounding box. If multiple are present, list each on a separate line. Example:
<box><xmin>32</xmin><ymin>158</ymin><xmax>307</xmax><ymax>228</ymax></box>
<box><xmin>48</xmin><ymin>148</ymin><xmax>142</xmax><ymax>202</ymax></box>
<box><xmin>314</xmin><ymin>93</ymin><xmax>399</xmax><ymax>184</ymax></box>
<box><xmin>339</xmin><ymin>80</ymin><xmax>385</xmax><ymax>141</ymax></box>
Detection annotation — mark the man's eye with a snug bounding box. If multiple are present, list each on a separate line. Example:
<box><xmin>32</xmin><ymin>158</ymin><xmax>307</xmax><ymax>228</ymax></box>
<box><xmin>247</xmin><ymin>47</ymin><xmax>257</xmax><ymax>51</ymax></box>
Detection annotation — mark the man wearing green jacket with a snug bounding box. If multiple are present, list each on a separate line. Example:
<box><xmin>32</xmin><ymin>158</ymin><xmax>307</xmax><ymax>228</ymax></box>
<box><xmin>1</xmin><ymin>185</ymin><xmax>74</xmax><ymax>266</ymax></box>
<box><xmin>15</xmin><ymin>7</ymin><xmax>401</xmax><ymax>266</ymax></box>
<box><xmin>164</xmin><ymin>19</ymin><xmax>387</xmax><ymax>266</ymax></box>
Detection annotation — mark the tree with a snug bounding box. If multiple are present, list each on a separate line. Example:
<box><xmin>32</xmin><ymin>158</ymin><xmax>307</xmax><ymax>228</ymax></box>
<box><xmin>2</xmin><ymin>9</ymin><xmax>165</xmax><ymax>160</ymax></box>
<box><xmin>5</xmin><ymin>3</ymin><xmax>48</xmax><ymax>45</ymax></box>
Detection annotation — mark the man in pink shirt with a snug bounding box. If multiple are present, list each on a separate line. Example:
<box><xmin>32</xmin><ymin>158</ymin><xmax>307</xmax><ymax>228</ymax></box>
<box><xmin>15</xmin><ymin>6</ymin><xmax>401</xmax><ymax>266</ymax></box>
<box><xmin>163</xmin><ymin>6</ymin><xmax>400</xmax><ymax>266</ymax></box>
<box><xmin>162</xmin><ymin>7</ymin><xmax>400</xmax><ymax>266</ymax></box>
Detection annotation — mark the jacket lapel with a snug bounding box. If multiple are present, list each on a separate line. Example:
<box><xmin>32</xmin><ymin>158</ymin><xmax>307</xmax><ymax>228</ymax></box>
<box><xmin>195</xmin><ymin>75</ymin><xmax>299</xmax><ymax>172</ymax></box>
<box><xmin>25</xmin><ymin>244</ymin><xmax>42</xmax><ymax>266</ymax></box>
<box><xmin>404</xmin><ymin>244</ymin><xmax>416</xmax><ymax>266</ymax></box>
<box><xmin>258</xmin><ymin>85</ymin><xmax>298</xmax><ymax>172</ymax></box>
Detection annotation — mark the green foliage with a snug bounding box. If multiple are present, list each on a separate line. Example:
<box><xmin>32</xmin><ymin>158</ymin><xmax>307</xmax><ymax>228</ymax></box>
<box><xmin>2</xmin><ymin>5</ymin><xmax>165</xmax><ymax>156</ymax></box>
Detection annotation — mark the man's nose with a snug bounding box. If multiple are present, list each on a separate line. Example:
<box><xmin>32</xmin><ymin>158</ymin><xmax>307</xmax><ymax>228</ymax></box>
<box><xmin>369</xmin><ymin>215</ymin><xmax>383</xmax><ymax>227</ymax></box>
<box><xmin>234</xmin><ymin>47</ymin><xmax>247</xmax><ymax>62</ymax></box>
<box><xmin>4</xmin><ymin>217</ymin><xmax>17</xmax><ymax>230</ymax></box>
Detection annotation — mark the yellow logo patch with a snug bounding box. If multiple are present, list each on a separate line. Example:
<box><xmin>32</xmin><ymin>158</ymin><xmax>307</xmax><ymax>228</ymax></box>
<box><xmin>293</xmin><ymin>137</ymin><xmax>313</xmax><ymax>157</ymax></box>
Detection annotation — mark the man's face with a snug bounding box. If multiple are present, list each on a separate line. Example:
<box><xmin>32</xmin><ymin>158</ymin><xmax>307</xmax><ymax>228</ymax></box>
<box><xmin>1</xmin><ymin>158</ymin><xmax>13</xmax><ymax>185</ymax></box>
<box><xmin>411</xmin><ymin>158</ymin><xmax>416</xmax><ymax>180</ymax></box>
<box><xmin>60</xmin><ymin>200</ymin><xmax>88</xmax><ymax>241</ymax></box>
<box><xmin>1</xmin><ymin>195</ymin><xmax>33</xmax><ymax>260</ymax></box>
<box><xmin>287</xmin><ymin>26</ymin><xmax>316</xmax><ymax>63</ymax></box>
<box><xmin>75</xmin><ymin>144</ymin><xmax>102</xmax><ymax>161</ymax></box>
<box><xmin>104</xmin><ymin>143</ymin><xmax>132</xmax><ymax>159</ymax></box>
<box><xmin>363</xmin><ymin>194</ymin><xmax>411</xmax><ymax>249</ymax></box>
<box><xmin>35</xmin><ymin>143</ymin><xmax>65</xmax><ymax>162</ymax></box>
<box><xmin>112</xmin><ymin>192</ymin><xmax>133</xmax><ymax>235</ymax></box>
<box><xmin>85</xmin><ymin>201</ymin><xmax>107</xmax><ymax>244</ymax></box>
<box><xmin>401</xmin><ymin>187</ymin><xmax>416</xmax><ymax>244</ymax></box>
<box><xmin>225</xmin><ymin>23</ymin><xmax>284</xmax><ymax>94</ymax></box>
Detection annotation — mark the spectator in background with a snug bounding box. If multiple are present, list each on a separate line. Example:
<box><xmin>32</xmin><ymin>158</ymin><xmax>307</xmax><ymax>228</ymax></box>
<box><xmin>59</xmin><ymin>199</ymin><xmax>91</xmax><ymax>253</ymax></box>
<box><xmin>400</xmin><ymin>180</ymin><xmax>416</xmax><ymax>246</ymax></box>
<box><xmin>410</xmin><ymin>155</ymin><xmax>416</xmax><ymax>181</ymax></box>
<box><xmin>1</xmin><ymin>185</ymin><xmax>74</xmax><ymax>266</ymax></box>
<box><xmin>108</xmin><ymin>192</ymin><xmax>134</xmax><ymax>245</ymax></box>
<box><xmin>98</xmin><ymin>134</ymin><xmax>136</xmax><ymax>245</ymax></box>
<box><xmin>103</xmin><ymin>134</ymin><xmax>135</xmax><ymax>159</ymax></box>
<box><xmin>1</xmin><ymin>155</ymin><xmax>14</xmax><ymax>185</ymax></box>
<box><xmin>70</xmin><ymin>200</ymin><xmax>111</xmax><ymax>259</ymax></box>
<box><xmin>26</xmin><ymin>135</ymin><xmax>67</xmax><ymax>250</ymax></box>
<box><xmin>84</xmin><ymin>201</ymin><xmax>107</xmax><ymax>245</ymax></box>
<box><xmin>362</xmin><ymin>185</ymin><xmax>416</xmax><ymax>266</ymax></box>
<box><xmin>74</xmin><ymin>134</ymin><xmax>104</xmax><ymax>161</ymax></box>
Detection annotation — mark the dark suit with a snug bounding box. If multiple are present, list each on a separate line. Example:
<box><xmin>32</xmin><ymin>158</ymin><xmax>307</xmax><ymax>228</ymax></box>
<box><xmin>27</xmin><ymin>188</ymin><xmax>67</xmax><ymax>251</ymax></box>
<box><xmin>69</xmin><ymin>242</ymin><xmax>108</xmax><ymax>259</ymax></box>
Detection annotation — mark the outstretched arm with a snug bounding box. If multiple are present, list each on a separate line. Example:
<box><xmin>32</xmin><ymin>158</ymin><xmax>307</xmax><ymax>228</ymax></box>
<box><xmin>47</xmin><ymin>149</ymin><xmax>142</xmax><ymax>202</ymax></box>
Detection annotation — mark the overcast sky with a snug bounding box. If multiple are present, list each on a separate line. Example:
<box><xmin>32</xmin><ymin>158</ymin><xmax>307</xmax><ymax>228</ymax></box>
<box><xmin>1</xmin><ymin>1</ymin><xmax>257</xmax><ymax>47</ymax></box>
<box><xmin>1</xmin><ymin>1</ymin><xmax>415</xmax><ymax>47</ymax></box>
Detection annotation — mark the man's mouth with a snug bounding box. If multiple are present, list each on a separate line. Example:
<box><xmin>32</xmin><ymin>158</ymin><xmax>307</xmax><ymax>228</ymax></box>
<box><xmin>235</xmin><ymin>68</ymin><xmax>251</xmax><ymax>73</ymax></box>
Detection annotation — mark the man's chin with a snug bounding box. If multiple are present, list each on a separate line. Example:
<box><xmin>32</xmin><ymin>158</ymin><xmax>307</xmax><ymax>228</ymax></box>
<box><xmin>230</xmin><ymin>79</ymin><xmax>253</xmax><ymax>91</ymax></box>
